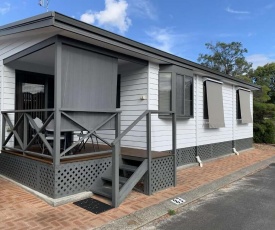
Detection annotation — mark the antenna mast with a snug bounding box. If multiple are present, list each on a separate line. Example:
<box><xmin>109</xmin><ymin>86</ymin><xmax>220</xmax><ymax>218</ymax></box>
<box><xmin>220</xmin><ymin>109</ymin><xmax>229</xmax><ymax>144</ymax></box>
<box><xmin>39</xmin><ymin>0</ymin><xmax>50</xmax><ymax>12</ymax></box>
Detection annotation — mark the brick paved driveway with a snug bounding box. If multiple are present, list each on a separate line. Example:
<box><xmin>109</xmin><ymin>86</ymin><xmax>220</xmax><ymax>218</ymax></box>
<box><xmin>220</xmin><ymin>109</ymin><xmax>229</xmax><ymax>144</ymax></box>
<box><xmin>0</xmin><ymin>145</ymin><xmax>274</xmax><ymax>230</ymax></box>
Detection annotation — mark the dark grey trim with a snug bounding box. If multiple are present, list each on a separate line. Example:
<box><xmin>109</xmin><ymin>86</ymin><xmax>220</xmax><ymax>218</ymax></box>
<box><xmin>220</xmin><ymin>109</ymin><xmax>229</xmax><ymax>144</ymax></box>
<box><xmin>58</xmin><ymin>35</ymin><xmax>148</xmax><ymax>66</ymax></box>
<box><xmin>1</xmin><ymin>11</ymin><xmax>260</xmax><ymax>90</ymax></box>
<box><xmin>0</xmin><ymin>12</ymin><xmax>54</xmax><ymax>31</ymax></box>
<box><xmin>3</xmin><ymin>36</ymin><xmax>57</xmax><ymax>65</ymax></box>
<box><xmin>0</xmin><ymin>14</ymin><xmax>54</xmax><ymax>37</ymax></box>
<box><xmin>159</xmin><ymin>65</ymin><xmax>194</xmax><ymax>119</ymax></box>
<box><xmin>53</xmin><ymin>40</ymin><xmax>62</xmax><ymax>166</ymax></box>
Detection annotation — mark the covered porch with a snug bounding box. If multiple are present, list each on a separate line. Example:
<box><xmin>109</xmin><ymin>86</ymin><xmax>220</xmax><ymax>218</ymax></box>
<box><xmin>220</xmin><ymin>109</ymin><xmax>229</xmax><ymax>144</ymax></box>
<box><xmin>0</xmin><ymin>35</ymin><xmax>176</xmax><ymax>207</ymax></box>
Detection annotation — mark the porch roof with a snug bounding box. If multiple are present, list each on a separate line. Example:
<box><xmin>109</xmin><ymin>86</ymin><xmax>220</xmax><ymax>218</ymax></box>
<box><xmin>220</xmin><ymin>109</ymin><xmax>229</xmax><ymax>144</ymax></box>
<box><xmin>0</xmin><ymin>11</ymin><xmax>260</xmax><ymax>91</ymax></box>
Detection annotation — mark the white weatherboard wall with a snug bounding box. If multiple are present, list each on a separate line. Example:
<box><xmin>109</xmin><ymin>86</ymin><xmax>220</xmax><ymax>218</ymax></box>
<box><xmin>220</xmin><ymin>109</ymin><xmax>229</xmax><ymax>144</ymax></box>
<box><xmin>0</xmin><ymin>34</ymin><xmax>55</xmax><ymax>147</ymax></box>
<box><xmin>96</xmin><ymin>61</ymin><xmax>148</xmax><ymax>149</ymax></box>
<box><xmin>119</xmin><ymin>62</ymin><xmax>148</xmax><ymax>149</ymax></box>
<box><xmin>148</xmin><ymin>63</ymin><xmax>197</xmax><ymax>151</ymax></box>
<box><xmin>148</xmin><ymin>63</ymin><xmax>253</xmax><ymax>152</ymax></box>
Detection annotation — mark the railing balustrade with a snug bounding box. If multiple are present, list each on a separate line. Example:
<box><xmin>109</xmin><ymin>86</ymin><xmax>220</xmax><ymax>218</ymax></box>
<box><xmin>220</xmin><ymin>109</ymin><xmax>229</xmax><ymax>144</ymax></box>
<box><xmin>1</xmin><ymin>109</ymin><xmax>121</xmax><ymax>162</ymax></box>
<box><xmin>110</xmin><ymin>110</ymin><xmax>176</xmax><ymax>207</ymax></box>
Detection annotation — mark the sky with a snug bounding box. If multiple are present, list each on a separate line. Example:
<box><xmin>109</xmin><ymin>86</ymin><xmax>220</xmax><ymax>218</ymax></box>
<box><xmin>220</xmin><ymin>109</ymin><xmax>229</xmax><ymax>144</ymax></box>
<box><xmin>1</xmin><ymin>0</ymin><xmax>275</xmax><ymax>69</ymax></box>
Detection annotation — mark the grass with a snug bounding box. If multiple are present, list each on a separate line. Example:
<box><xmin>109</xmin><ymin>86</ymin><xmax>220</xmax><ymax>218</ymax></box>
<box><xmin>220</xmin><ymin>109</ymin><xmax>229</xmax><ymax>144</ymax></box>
<box><xmin>168</xmin><ymin>209</ymin><xmax>176</xmax><ymax>216</ymax></box>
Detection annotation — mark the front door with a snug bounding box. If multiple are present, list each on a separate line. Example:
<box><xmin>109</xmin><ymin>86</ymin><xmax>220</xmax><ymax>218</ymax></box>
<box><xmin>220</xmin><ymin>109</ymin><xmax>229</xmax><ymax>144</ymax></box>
<box><xmin>15</xmin><ymin>70</ymin><xmax>54</xmax><ymax>143</ymax></box>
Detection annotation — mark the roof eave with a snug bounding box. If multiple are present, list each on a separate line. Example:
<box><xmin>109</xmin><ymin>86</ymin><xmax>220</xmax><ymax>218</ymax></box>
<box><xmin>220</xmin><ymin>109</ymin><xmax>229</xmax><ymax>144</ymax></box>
<box><xmin>0</xmin><ymin>11</ymin><xmax>55</xmax><ymax>37</ymax></box>
<box><xmin>0</xmin><ymin>11</ymin><xmax>261</xmax><ymax>90</ymax></box>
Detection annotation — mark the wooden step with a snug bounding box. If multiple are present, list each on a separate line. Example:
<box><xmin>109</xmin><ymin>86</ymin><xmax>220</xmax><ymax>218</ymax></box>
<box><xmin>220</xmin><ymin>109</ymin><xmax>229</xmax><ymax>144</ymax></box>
<box><xmin>92</xmin><ymin>186</ymin><xmax>112</xmax><ymax>199</ymax></box>
<box><xmin>120</xmin><ymin>164</ymin><xmax>138</xmax><ymax>172</ymax></box>
<box><xmin>102</xmin><ymin>175</ymin><xmax>128</xmax><ymax>184</ymax></box>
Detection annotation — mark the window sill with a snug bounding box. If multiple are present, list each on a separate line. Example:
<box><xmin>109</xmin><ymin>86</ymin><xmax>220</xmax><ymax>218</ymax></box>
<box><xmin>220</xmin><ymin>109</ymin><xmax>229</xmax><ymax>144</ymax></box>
<box><xmin>158</xmin><ymin>115</ymin><xmax>194</xmax><ymax>119</ymax></box>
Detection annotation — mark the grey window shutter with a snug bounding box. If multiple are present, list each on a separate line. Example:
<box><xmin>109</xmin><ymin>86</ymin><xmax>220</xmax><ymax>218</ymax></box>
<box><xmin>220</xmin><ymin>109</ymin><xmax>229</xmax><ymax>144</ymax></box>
<box><xmin>206</xmin><ymin>80</ymin><xmax>225</xmax><ymax>128</ymax></box>
<box><xmin>239</xmin><ymin>89</ymin><xmax>252</xmax><ymax>123</ymax></box>
<box><xmin>60</xmin><ymin>44</ymin><xmax>118</xmax><ymax>131</ymax></box>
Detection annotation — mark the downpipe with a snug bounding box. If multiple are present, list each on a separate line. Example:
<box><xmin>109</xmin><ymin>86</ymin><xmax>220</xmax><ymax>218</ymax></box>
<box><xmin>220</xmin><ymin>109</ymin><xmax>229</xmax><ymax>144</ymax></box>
<box><xmin>196</xmin><ymin>156</ymin><xmax>203</xmax><ymax>167</ymax></box>
<box><xmin>233</xmin><ymin>148</ymin><xmax>239</xmax><ymax>156</ymax></box>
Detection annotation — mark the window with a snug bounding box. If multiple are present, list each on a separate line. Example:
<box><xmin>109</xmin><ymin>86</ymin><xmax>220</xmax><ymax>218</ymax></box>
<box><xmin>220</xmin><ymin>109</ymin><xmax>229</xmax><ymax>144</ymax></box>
<box><xmin>116</xmin><ymin>75</ymin><xmax>121</xmax><ymax>108</ymax></box>
<box><xmin>236</xmin><ymin>89</ymin><xmax>252</xmax><ymax>123</ymax></box>
<box><xmin>203</xmin><ymin>81</ymin><xmax>208</xmax><ymax>119</ymax></box>
<box><xmin>176</xmin><ymin>74</ymin><xmax>193</xmax><ymax>117</ymax></box>
<box><xmin>159</xmin><ymin>65</ymin><xmax>193</xmax><ymax>118</ymax></box>
<box><xmin>203</xmin><ymin>79</ymin><xmax>225</xmax><ymax>128</ymax></box>
<box><xmin>159</xmin><ymin>72</ymin><xmax>172</xmax><ymax>114</ymax></box>
<box><xmin>236</xmin><ymin>90</ymin><xmax>241</xmax><ymax>119</ymax></box>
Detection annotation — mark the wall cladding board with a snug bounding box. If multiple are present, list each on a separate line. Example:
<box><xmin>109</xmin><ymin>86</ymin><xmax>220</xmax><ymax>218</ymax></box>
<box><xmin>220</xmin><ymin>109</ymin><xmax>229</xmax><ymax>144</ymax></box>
<box><xmin>119</xmin><ymin>62</ymin><xmax>148</xmax><ymax>149</ymax></box>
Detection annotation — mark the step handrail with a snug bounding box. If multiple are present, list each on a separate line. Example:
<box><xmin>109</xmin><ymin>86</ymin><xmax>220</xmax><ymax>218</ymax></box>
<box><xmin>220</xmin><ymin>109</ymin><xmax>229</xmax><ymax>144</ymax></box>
<box><xmin>111</xmin><ymin>110</ymin><xmax>174</xmax><ymax>146</ymax></box>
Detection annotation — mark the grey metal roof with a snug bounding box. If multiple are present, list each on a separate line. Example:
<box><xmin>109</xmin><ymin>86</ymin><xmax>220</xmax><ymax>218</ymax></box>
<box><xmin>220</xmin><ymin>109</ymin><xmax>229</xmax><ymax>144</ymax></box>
<box><xmin>0</xmin><ymin>11</ymin><xmax>260</xmax><ymax>90</ymax></box>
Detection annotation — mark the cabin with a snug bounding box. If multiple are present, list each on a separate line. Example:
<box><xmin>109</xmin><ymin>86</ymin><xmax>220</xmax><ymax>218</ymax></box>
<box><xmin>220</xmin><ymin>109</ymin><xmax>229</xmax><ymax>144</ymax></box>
<box><xmin>0</xmin><ymin>12</ymin><xmax>260</xmax><ymax>207</ymax></box>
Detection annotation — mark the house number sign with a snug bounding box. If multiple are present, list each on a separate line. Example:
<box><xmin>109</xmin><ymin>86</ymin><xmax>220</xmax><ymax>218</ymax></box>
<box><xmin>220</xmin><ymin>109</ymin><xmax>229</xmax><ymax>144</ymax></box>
<box><xmin>171</xmin><ymin>197</ymin><xmax>186</xmax><ymax>205</ymax></box>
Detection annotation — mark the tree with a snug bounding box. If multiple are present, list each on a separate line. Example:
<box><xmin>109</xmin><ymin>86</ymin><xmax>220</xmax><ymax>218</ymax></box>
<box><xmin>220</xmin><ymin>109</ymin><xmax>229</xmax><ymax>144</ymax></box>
<box><xmin>253</xmin><ymin>63</ymin><xmax>275</xmax><ymax>103</ymax></box>
<box><xmin>252</xmin><ymin>63</ymin><xmax>275</xmax><ymax>144</ymax></box>
<box><xmin>198</xmin><ymin>41</ymin><xmax>252</xmax><ymax>77</ymax></box>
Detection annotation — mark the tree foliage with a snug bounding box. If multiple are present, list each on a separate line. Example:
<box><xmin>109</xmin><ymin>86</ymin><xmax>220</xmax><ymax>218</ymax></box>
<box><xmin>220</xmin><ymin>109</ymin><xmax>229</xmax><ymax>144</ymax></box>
<box><xmin>198</xmin><ymin>41</ymin><xmax>252</xmax><ymax>77</ymax></box>
<box><xmin>252</xmin><ymin>63</ymin><xmax>275</xmax><ymax>144</ymax></box>
<box><xmin>253</xmin><ymin>63</ymin><xmax>275</xmax><ymax>103</ymax></box>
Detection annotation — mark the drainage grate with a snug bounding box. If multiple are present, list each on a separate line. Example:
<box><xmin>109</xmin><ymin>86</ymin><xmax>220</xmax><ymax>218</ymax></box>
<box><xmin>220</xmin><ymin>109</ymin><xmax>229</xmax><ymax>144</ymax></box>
<box><xmin>74</xmin><ymin>198</ymin><xmax>113</xmax><ymax>214</ymax></box>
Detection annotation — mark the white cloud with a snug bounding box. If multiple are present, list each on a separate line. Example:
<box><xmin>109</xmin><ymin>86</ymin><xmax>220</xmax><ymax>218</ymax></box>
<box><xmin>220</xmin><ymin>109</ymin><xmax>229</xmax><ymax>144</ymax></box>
<box><xmin>226</xmin><ymin>7</ymin><xmax>250</xmax><ymax>14</ymax></box>
<box><xmin>146</xmin><ymin>28</ymin><xmax>174</xmax><ymax>53</ymax></box>
<box><xmin>146</xmin><ymin>28</ymin><xmax>188</xmax><ymax>54</ymax></box>
<box><xmin>128</xmin><ymin>0</ymin><xmax>157</xmax><ymax>20</ymax></box>
<box><xmin>0</xmin><ymin>2</ymin><xmax>11</xmax><ymax>15</ymax></box>
<box><xmin>80</xmin><ymin>0</ymin><xmax>131</xmax><ymax>34</ymax></box>
<box><xmin>246</xmin><ymin>54</ymin><xmax>275</xmax><ymax>69</ymax></box>
<box><xmin>80</xmin><ymin>11</ymin><xmax>95</xmax><ymax>24</ymax></box>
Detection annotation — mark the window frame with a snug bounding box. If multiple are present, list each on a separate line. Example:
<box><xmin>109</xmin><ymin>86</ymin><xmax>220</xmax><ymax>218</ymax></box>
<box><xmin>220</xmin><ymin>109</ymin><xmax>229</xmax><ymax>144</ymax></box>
<box><xmin>158</xmin><ymin>65</ymin><xmax>194</xmax><ymax>119</ymax></box>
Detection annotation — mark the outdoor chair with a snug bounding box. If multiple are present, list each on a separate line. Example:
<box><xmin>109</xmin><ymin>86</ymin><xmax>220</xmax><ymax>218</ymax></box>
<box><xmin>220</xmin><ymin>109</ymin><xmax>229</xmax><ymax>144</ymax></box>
<box><xmin>76</xmin><ymin>131</ymin><xmax>99</xmax><ymax>152</ymax></box>
<box><xmin>29</xmin><ymin>117</ymin><xmax>66</xmax><ymax>154</ymax></box>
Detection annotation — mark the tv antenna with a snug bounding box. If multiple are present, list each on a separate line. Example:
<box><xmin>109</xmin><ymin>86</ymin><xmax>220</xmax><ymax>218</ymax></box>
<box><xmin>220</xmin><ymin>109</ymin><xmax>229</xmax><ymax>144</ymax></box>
<box><xmin>39</xmin><ymin>0</ymin><xmax>50</xmax><ymax>12</ymax></box>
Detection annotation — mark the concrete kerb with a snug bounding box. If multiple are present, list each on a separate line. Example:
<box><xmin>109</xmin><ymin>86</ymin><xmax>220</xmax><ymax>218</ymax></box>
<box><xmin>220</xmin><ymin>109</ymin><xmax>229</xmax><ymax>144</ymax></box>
<box><xmin>97</xmin><ymin>154</ymin><xmax>275</xmax><ymax>230</ymax></box>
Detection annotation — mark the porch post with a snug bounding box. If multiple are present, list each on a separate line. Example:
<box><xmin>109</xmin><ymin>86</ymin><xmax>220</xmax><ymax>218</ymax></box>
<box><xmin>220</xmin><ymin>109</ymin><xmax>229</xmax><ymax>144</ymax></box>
<box><xmin>112</xmin><ymin>112</ymin><xmax>121</xmax><ymax>207</ymax></box>
<box><xmin>146</xmin><ymin>111</ymin><xmax>152</xmax><ymax>195</ymax></box>
<box><xmin>53</xmin><ymin>40</ymin><xmax>62</xmax><ymax>166</ymax></box>
<box><xmin>172</xmin><ymin>112</ymin><xmax>177</xmax><ymax>186</ymax></box>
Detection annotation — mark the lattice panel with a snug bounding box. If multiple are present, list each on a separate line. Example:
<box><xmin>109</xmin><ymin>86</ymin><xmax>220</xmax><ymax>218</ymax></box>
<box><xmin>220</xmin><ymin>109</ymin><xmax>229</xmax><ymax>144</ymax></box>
<box><xmin>176</xmin><ymin>147</ymin><xmax>197</xmax><ymax>166</ymax></box>
<box><xmin>54</xmin><ymin>157</ymin><xmax>111</xmax><ymax>198</ymax></box>
<box><xmin>39</xmin><ymin>165</ymin><xmax>55</xmax><ymax>197</ymax></box>
<box><xmin>197</xmin><ymin>144</ymin><xmax>212</xmax><ymax>160</ymax></box>
<box><xmin>212</xmin><ymin>141</ymin><xmax>233</xmax><ymax>157</ymax></box>
<box><xmin>235</xmin><ymin>138</ymin><xmax>253</xmax><ymax>151</ymax></box>
<box><xmin>0</xmin><ymin>153</ymin><xmax>53</xmax><ymax>194</ymax></box>
<box><xmin>151</xmin><ymin>156</ymin><xmax>174</xmax><ymax>194</ymax></box>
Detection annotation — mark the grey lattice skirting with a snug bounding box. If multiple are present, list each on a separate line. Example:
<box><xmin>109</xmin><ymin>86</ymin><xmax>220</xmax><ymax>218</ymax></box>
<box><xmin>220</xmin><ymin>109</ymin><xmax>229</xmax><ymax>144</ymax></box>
<box><xmin>0</xmin><ymin>153</ymin><xmax>111</xmax><ymax>198</ymax></box>
<box><xmin>176</xmin><ymin>138</ymin><xmax>253</xmax><ymax>167</ymax></box>
<box><xmin>150</xmin><ymin>156</ymin><xmax>174</xmax><ymax>194</ymax></box>
<box><xmin>234</xmin><ymin>138</ymin><xmax>253</xmax><ymax>151</ymax></box>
